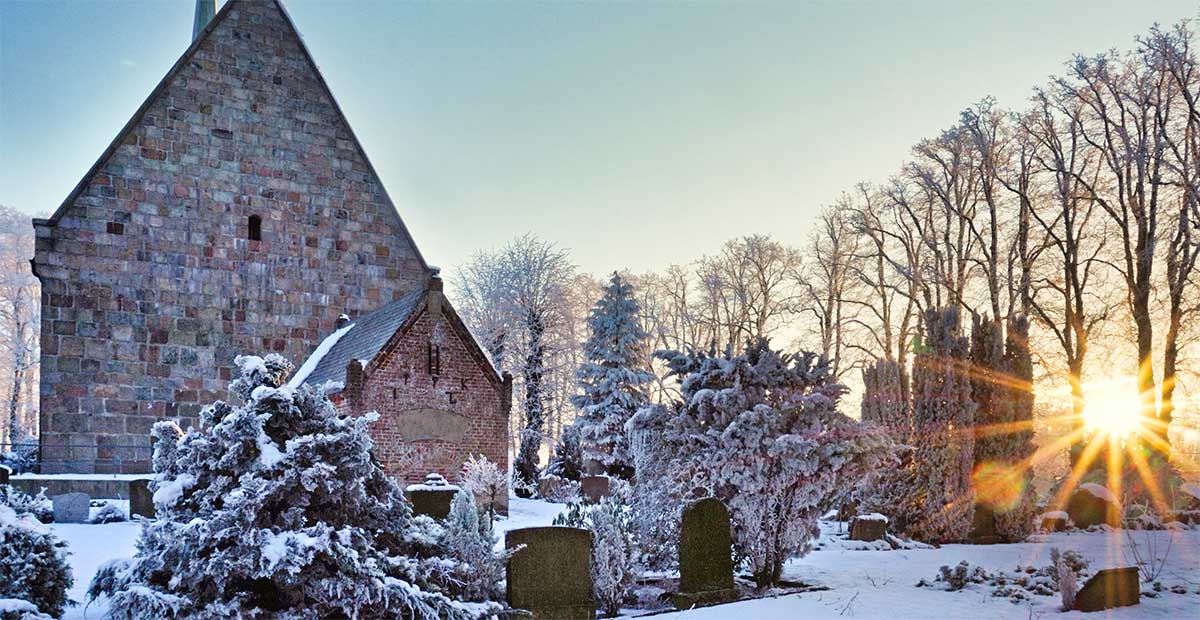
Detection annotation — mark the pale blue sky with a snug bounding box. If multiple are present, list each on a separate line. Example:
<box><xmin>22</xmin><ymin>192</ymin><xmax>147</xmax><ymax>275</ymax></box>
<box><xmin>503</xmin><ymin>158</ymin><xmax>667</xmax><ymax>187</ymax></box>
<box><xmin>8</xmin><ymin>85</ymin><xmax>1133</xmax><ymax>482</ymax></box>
<box><xmin>2</xmin><ymin>1</ymin><xmax>1196</xmax><ymax>274</ymax></box>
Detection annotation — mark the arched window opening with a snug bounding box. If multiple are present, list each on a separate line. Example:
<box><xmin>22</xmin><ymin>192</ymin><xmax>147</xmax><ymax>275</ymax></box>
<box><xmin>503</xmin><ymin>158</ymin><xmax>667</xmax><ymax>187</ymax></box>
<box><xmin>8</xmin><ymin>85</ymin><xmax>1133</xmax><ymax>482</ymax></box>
<box><xmin>248</xmin><ymin>215</ymin><xmax>262</xmax><ymax>241</ymax></box>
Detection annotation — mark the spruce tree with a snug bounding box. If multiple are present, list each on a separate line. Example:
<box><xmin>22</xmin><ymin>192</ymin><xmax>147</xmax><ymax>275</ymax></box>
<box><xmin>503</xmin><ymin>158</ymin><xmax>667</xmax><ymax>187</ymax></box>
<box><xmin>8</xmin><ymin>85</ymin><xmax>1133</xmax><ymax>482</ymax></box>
<box><xmin>88</xmin><ymin>354</ymin><xmax>489</xmax><ymax>619</ymax></box>
<box><xmin>571</xmin><ymin>273</ymin><xmax>654</xmax><ymax>478</ymax></box>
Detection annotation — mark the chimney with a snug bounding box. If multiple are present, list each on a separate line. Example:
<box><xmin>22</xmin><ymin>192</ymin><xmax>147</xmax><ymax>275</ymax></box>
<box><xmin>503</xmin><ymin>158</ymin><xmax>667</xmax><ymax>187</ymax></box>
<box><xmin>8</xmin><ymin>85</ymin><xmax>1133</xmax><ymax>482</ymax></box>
<box><xmin>427</xmin><ymin>269</ymin><xmax>443</xmax><ymax>318</ymax></box>
<box><xmin>193</xmin><ymin>0</ymin><xmax>216</xmax><ymax>42</ymax></box>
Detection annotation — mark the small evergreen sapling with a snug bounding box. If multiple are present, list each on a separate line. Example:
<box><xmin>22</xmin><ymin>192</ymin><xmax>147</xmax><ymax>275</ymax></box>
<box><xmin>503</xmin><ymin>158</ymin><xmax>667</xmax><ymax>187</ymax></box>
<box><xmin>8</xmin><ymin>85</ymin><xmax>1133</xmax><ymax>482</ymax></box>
<box><xmin>88</xmin><ymin>353</ymin><xmax>491</xmax><ymax>620</ymax></box>
<box><xmin>571</xmin><ymin>274</ymin><xmax>654</xmax><ymax>478</ymax></box>
<box><xmin>444</xmin><ymin>490</ymin><xmax>511</xmax><ymax>602</ymax></box>
<box><xmin>553</xmin><ymin>483</ymin><xmax>639</xmax><ymax>618</ymax></box>
<box><xmin>0</xmin><ymin>489</ymin><xmax>73</xmax><ymax>618</ymax></box>
<box><xmin>545</xmin><ymin>423</ymin><xmax>584</xmax><ymax>481</ymax></box>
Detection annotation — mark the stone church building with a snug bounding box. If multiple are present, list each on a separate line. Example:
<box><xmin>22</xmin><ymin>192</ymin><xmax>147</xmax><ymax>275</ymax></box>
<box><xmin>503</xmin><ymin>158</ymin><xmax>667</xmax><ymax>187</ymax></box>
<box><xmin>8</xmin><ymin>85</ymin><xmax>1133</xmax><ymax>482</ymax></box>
<box><xmin>31</xmin><ymin>0</ymin><xmax>509</xmax><ymax>481</ymax></box>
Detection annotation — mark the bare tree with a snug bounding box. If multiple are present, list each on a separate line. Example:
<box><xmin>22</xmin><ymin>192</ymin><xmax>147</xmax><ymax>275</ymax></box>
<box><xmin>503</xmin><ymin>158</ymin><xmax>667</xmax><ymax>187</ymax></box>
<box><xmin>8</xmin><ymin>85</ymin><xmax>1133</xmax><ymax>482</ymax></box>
<box><xmin>695</xmin><ymin>235</ymin><xmax>801</xmax><ymax>353</ymax></box>
<box><xmin>0</xmin><ymin>205</ymin><xmax>39</xmax><ymax>448</ymax></box>
<box><xmin>796</xmin><ymin>203</ymin><xmax>862</xmax><ymax>377</ymax></box>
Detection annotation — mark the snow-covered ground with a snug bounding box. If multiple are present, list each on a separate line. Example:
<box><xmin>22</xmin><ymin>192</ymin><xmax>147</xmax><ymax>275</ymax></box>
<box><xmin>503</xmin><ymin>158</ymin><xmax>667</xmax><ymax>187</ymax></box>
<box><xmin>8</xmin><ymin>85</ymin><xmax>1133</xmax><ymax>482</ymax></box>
<box><xmin>51</xmin><ymin>498</ymin><xmax>1198</xmax><ymax>620</ymax></box>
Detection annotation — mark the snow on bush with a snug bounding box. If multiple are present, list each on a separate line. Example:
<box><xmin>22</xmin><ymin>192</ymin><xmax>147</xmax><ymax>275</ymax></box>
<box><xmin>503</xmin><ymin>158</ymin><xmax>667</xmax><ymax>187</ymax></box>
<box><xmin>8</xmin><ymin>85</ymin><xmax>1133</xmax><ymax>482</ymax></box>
<box><xmin>0</xmin><ymin>598</ymin><xmax>53</xmax><ymax>620</ymax></box>
<box><xmin>443</xmin><ymin>490</ymin><xmax>512</xmax><ymax>602</ymax></box>
<box><xmin>554</xmin><ymin>483</ymin><xmax>639</xmax><ymax>617</ymax></box>
<box><xmin>0</xmin><ymin>486</ymin><xmax>51</xmax><ymax>524</ymax></box>
<box><xmin>0</xmin><ymin>494</ymin><xmax>73</xmax><ymax>618</ymax></box>
<box><xmin>89</xmin><ymin>502</ymin><xmax>127</xmax><ymax>525</ymax></box>
<box><xmin>458</xmin><ymin>455</ymin><xmax>507</xmax><ymax>520</ymax></box>
<box><xmin>571</xmin><ymin>273</ymin><xmax>654</xmax><ymax>479</ymax></box>
<box><xmin>629</xmin><ymin>339</ymin><xmax>895</xmax><ymax>588</ymax></box>
<box><xmin>917</xmin><ymin>547</ymin><xmax>1088</xmax><ymax>605</ymax></box>
<box><xmin>87</xmin><ymin>353</ymin><xmax>493</xmax><ymax>620</ymax></box>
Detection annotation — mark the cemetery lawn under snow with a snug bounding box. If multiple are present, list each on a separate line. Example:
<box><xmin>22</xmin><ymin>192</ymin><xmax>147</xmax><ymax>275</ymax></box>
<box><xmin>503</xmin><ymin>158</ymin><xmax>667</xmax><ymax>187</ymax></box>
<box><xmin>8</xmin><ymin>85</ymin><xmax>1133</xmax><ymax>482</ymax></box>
<box><xmin>53</xmin><ymin>498</ymin><xmax>1197</xmax><ymax>620</ymax></box>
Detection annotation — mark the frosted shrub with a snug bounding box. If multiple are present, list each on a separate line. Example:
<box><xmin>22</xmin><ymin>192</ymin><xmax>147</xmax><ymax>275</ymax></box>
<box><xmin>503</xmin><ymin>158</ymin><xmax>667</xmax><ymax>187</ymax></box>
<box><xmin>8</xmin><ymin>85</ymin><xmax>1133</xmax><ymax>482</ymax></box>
<box><xmin>444</xmin><ymin>490</ymin><xmax>511</xmax><ymax>602</ymax></box>
<box><xmin>554</xmin><ymin>484</ymin><xmax>639</xmax><ymax>617</ymax></box>
<box><xmin>629</xmin><ymin>339</ymin><xmax>895</xmax><ymax>588</ymax></box>
<box><xmin>87</xmin><ymin>353</ymin><xmax>489</xmax><ymax>620</ymax></box>
<box><xmin>459</xmin><ymin>454</ymin><xmax>507</xmax><ymax>520</ymax></box>
<box><xmin>0</xmin><ymin>487</ymin><xmax>51</xmax><ymax>524</ymax></box>
<box><xmin>89</xmin><ymin>502</ymin><xmax>127</xmax><ymax>524</ymax></box>
<box><xmin>572</xmin><ymin>274</ymin><xmax>654</xmax><ymax>478</ymax></box>
<box><xmin>0</xmin><ymin>496</ymin><xmax>73</xmax><ymax>618</ymax></box>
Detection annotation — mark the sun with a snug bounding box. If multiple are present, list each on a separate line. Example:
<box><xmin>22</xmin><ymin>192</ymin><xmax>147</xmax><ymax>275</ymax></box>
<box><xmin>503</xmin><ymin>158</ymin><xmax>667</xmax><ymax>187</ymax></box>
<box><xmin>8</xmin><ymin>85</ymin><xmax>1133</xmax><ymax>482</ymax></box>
<box><xmin>1081</xmin><ymin>379</ymin><xmax>1145</xmax><ymax>437</ymax></box>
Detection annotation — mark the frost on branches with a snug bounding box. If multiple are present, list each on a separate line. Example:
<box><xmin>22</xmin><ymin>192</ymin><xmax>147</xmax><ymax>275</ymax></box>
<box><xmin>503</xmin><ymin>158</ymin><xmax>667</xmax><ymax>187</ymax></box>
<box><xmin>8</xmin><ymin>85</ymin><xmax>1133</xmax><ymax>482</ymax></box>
<box><xmin>87</xmin><ymin>354</ymin><xmax>493</xmax><ymax>620</ymax></box>
<box><xmin>571</xmin><ymin>273</ymin><xmax>654</xmax><ymax>478</ymax></box>
<box><xmin>860</xmin><ymin>357</ymin><xmax>911</xmax><ymax>437</ymax></box>
<box><xmin>553</xmin><ymin>483</ymin><xmax>639</xmax><ymax>617</ymax></box>
<box><xmin>629</xmin><ymin>339</ymin><xmax>894</xmax><ymax>588</ymax></box>
<box><xmin>0</xmin><ymin>487</ymin><xmax>73</xmax><ymax>619</ymax></box>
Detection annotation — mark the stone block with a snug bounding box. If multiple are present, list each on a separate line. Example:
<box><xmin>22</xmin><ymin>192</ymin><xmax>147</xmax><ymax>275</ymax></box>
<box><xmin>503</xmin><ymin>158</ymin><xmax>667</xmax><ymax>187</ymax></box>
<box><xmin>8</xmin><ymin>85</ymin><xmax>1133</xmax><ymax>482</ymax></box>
<box><xmin>0</xmin><ymin>465</ymin><xmax>9</xmax><ymax>485</ymax></box>
<box><xmin>52</xmin><ymin>492</ymin><xmax>91</xmax><ymax>523</ymax></box>
<box><xmin>674</xmin><ymin>497</ymin><xmax>736</xmax><ymax>609</ymax></box>
<box><xmin>129</xmin><ymin>478</ymin><xmax>155</xmax><ymax>518</ymax></box>
<box><xmin>1067</xmin><ymin>484</ymin><xmax>1121</xmax><ymax>528</ymax></box>
<box><xmin>1074</xmin><ymin>567</ymin><xmax>1139</xmax><ymax>612</ymax></box>
<box><xmin>506</xmin><ymin>526</ymin><xmax>594</xmax><ymax>619</ymax></box>
<box><xmin>849</xmin><ymin>514</ymin><xmax>888</xmax><ymax>542</ymax></box>
<box><xmin>579</xmin><ymin>475</ymin><xmax>610</xmax><ymax>504</ymax></box>
<box><xmin>406</xmin><ymin>475</ymin><xmax>459</xmax><ymax>520</ymax></box>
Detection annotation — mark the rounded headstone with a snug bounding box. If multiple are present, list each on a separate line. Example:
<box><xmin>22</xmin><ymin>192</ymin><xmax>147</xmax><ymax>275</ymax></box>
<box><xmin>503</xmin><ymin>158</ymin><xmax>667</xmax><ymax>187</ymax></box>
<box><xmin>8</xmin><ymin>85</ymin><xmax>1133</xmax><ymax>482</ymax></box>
<box><xmin>676</xmin><ymin>497</ymin><xmax>736</xmax><ymax>605</ymax></box>
<box><xmin>506</xmin><ymin>526</ymin><xmax>595</xmax><ymax>619</ymax></box>
<box><xmin>1067</xmin><ymin>484</ymin><xmax>1121</xmax><ymax>528</ymax></box>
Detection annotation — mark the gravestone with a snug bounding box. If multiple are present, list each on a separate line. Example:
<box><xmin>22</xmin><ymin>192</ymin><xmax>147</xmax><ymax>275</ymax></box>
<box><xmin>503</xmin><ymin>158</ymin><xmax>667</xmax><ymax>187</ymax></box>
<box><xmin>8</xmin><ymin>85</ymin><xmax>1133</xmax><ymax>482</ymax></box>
<box><xmin>1039</xmin><ymin>511</ymin><xmax>1069</xmax><ymax>532</ymax></box>
<box><xmin>506</xmin><ymin>526</ymin><xmax>595</xmax><ymax>619</ymax></box>
<box><xmin>51</xmin><ymin>492</ymin><xmax>90</xmax><ymax>523</ymax></box>
<box><xmin>1067</xmin><ymin>484</ymin><xmax>1121</xmax><ymax>528</ymax></box>
<box><xmin>968</xmin><ymin>503</ymin><xmax>999</xmax><ymax>543</ymax></box>
<box><xmin>579</xmin><ymin>475</ymin><xmax>610</xmax><ymax>504</ymax></box>
<box><xmin>406</xmin><ymin>473</ymin><xmax>459</xmax><ymax>520</ymax></box>
<box><xmin>129</xmin><ymin>479</ymin><xmax>155</xmax><ymax>519</ymax></box>
<box><xmin>673</xmin><ymin>497</ymin><xmax>737</xmax><ymax>609</ymax></box>
<box><xmin>849</xmin><ymin>514</ymin><xmax>888</xmax><ymax>542</ymax></box>
<box><xmin>1074</xmin><ymin>567</ymin><xmax>1140</xmax><ymax>612</ymax></box>
<box><xmin>0</xmin><ymin>464</ymin><xmax>10</xmax><ymax>486</ymax></box>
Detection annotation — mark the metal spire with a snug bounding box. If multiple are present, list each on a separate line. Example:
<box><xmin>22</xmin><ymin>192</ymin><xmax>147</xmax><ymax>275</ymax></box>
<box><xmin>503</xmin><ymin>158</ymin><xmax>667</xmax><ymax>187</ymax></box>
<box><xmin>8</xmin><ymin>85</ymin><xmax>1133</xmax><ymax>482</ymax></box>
<box><xmin>193</xmin><ymin>0</ymin><xmax>216</xmax><ymax>42</ymax></box>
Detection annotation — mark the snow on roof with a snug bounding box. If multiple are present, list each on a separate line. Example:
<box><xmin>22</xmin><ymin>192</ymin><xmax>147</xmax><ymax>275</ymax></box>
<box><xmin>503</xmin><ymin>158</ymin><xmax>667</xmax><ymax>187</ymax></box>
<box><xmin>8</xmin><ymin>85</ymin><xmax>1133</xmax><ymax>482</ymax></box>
<box><xmin>287</xmin><ymin>320</ymin><xmax>356</xmax><ymax>390</ymax></box>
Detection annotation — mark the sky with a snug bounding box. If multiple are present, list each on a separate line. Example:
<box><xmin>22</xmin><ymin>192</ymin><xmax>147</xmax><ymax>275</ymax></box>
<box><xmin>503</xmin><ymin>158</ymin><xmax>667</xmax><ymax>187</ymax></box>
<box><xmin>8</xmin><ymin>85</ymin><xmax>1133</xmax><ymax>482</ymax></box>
<box><xmin>2</xmin><ymin>0</ymin><xmax>1198</xmax><ymax>276</ymax></box>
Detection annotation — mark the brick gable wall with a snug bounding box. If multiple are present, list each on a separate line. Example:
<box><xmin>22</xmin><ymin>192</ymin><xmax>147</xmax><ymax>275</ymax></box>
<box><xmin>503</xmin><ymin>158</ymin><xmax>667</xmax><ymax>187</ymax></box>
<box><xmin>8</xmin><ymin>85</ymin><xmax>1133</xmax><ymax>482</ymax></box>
<box><xmin>32</xmin><ymin>0</ymin><xmax>426</xmax><ymax>472</ymax></box>
<box><xmin>345</xmin><ymin>309</ymin><xmax>510</xmax><ymax>485</ymax></box>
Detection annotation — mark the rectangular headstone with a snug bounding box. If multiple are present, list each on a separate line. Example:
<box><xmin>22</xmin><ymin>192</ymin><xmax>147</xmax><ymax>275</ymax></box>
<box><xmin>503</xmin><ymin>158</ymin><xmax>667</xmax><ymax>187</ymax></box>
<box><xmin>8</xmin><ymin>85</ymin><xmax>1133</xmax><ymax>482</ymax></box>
<box><xmin>674</xmin><ymin>497</ymin><xmax>737</xmax><ymax>608</ymax></box>
<box><xmin>579</xmin><ymin>475</ymin><xmax>610</xmax><ymax>504</ymax></box>
<box><xmin>51</xmin><ymin>492</ymin><xmax>91</xmax><ymax>523</ymax></box>
<box><xmin>849</xmin><ymin>514</ymin><xmax>888</xmax><ymax>542</ymax></box>
<box><xmin>129</xmin><ymin>478</ymin><xmax>155</xmax><ymax>518</ymax></box>
<box><xmin>1074</xmin><ymin>567</ymin><xmax>1140</xmax><ymax>612</ymax></box>
<box><xmin>0</xmin><ymin>464</ymin><xmax>10</xmax><ymax>486</ymax></box>
<box><xmin>506</xmin><ymin>526</ymin><xmax>595</xmax><ymax>619</ymax></box>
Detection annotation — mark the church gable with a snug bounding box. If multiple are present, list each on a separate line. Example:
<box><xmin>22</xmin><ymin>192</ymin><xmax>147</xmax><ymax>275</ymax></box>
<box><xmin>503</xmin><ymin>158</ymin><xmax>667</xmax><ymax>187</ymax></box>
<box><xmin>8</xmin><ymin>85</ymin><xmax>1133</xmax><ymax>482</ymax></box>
<box><xmin>32</xmin><ymin>0</ymin><xmax>433</xmax><ymax>473</ymax></box>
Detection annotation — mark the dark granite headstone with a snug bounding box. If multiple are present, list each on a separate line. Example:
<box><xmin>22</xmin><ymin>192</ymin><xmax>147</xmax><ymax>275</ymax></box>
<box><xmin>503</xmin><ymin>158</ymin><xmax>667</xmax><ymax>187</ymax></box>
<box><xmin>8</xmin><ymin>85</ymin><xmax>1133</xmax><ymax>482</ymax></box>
<box><xmin>0</xmin><ymin>465</ymin><xmax>10</xmax><ymax>486</ymax></box>
<box><xmin>1074</xmin><ymin>567</ymin><xmax>1140</xmax><ymax>612</ymax></box>
<box><xmin>849</xmin><ymin>514</ymin><xmax>888</xmax><ymax>542</ymax></box>
<box><xmin>673</xmin><ymin>497</ymin><xmax>737</xmax><ymax>609</ymax></box>
<box><xmin>1067</xmin><ymin>485</ymin><xmax>1121</xmax><ymax>528</ymax></box>
<box><xmin>129</xmin><ymin>479</ymin><xmax>155</xmax><ymax>519</ymax></box>
<box><xmin>406</xmin><ymin>473</ymin><xmax>459</xmax><ymax>520</ymax></box>
<box><xmin>51</xmin><ymin>492</ymin><xmax>90</xmax><ymax>523</ymax></box>
<box><xmin>579</xmin><ymin>475</ymin><xmax>610</xmax><ymax>504</ymax></box>
<box><xmin>506</xmin><ymin>526</ymin><xmax>595</xmax><ymax>619</ymax></box>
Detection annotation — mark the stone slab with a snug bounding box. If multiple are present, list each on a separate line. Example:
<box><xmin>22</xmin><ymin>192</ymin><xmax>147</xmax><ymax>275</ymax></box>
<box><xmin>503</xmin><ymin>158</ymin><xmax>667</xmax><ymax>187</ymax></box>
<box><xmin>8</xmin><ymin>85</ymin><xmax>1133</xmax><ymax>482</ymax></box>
<box><xmin>129</xmin><ymin>478</ymin><xmax>154</xmax><ymax>518</ymax></box>
<box><xmin>1074</xmin><ymin>567</ymin><xmax>1140</xmax><ymax>612</ymax></box>
<box><xmin>51</xmin><ymin>492</ymin><xmax>91</xmax><ymax>523</ymax></box>
<box><xmin>849</xmin><ymin>515</ymin><xmax>888</xmax><ymax>542</ymax></box>
<box><xmin>407</xmin><ymin>488</ymin><xmax>459</xmax><ymax>520</ymax></box>
<box><xmin>579</xmin><ymin>475</ymin><xmax>610</xmax><ymax>504</ymax></box>
<box><xmin>678</xmin><ymin>498</ymin><xmax>735</xmax><ymax>599</ymax></box>
<box><xmin>506</xmin><ymin>526</ymin><xmax>595</xmax><ymax>619</ymax></box>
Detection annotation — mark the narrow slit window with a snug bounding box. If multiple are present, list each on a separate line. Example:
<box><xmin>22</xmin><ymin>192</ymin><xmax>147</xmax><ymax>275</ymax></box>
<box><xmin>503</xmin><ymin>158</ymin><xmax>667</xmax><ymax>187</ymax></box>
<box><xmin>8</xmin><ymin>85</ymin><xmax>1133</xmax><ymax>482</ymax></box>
<box><xmin>248</xmin><ymin>215</ymin><xmax>262</xmax><ymax>241</ymax></box>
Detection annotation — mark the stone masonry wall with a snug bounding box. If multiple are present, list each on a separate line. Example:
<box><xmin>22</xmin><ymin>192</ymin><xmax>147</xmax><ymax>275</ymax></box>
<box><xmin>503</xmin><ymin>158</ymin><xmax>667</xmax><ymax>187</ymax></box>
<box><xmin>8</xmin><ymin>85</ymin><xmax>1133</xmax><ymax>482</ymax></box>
<box><xmin>353</xmin><ymin>310</ymin><xmax>510</xmax><ymax>484</ymax></box>
<box><xmin>31</xmin><ymin>0</ymin><xmax>426</xmax><ymax>472</ymax></box>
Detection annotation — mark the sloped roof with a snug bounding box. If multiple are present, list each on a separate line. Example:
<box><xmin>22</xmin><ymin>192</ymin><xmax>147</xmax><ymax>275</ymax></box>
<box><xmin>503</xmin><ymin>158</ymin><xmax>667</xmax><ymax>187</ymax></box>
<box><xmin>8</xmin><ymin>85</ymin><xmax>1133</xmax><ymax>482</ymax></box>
<box><xmin>32</xmin><ymin>0</ymin><xmax>428</xmax><ymax>271</ymax></box>
<box><xmin>301</xmin><ymin>289</ymin><xmax>426</xmax><ymax>388</ymax></box>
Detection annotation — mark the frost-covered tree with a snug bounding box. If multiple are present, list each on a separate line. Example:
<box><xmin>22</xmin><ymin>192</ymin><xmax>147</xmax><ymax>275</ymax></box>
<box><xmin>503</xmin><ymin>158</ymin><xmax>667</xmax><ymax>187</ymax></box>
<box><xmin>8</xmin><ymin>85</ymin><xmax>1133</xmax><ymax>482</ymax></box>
<box><xmin>443</xmin><ymin>490</ymin><xmax>509</xmax><ymax>603</ymax></box>
<box><xmin>629</xmin><ymin>339</ymin><xmax>894</xmax><ymax>588</ymax></box>
<box><xmin>544</xmin><ymin>422</ymin><xmax>583</xmax><ymax>482</ymax></box>
<box><xmin>0</xmin><ymin>487</ymin><xmax>72</xmax><ymax>618</ymax></box>
<box><xmin>553</xmin><ymin>485</ymin><xmax>639</xmax><ymax>618</ymax></box>
<box><xmin>571</xmin><ymin>274</ymin><xmax>653</xmax><ymax>478</ymax></box>
<box><xmin>860</xmin><ymin>357</ymin><xmax>911</xmax><ymax>436</ymax></box>
<box><xmin>88</xmin><ymin>354</ymin><xmax>490</xmax><ymax>620</ymax></box>
<box><xmin>903</xmin><ymin>308</ymin><xmax>977</xmax><ymax>542</ymax></box>
<box><xmin>971</xmin><ymin>315</ymin><xmax>1036</xmax><ymax>541</ymax></box>
<box><xmin>458</xmin><ymin>454</ymin><xmax>507</xmax><ymax>521</ymax></box>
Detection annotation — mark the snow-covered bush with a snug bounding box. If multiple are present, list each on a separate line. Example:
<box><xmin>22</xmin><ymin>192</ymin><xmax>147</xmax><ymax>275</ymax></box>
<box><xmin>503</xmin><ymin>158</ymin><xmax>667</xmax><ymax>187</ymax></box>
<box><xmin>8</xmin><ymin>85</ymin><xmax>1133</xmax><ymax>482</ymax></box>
<box><xmin>537</xmin><ymin>473</ymin><xmax>581</xmax><ymax>504</ymax></box>
<box><xmin>544</xmin><ymin>423</ymin><xmax>584</xmax><ymax>481</ymax></box>
<box><xmin>918</xmin><ymin>548</ymin><xmax>1087</xmax><ymax>605</ymax></box>
<box><xmin>444</xmin><ymin>490</ymin><xmax>510</xmax><ymax>602</ymax></box>
<box><xmin>571</xmin><ymin>274</ymin><xmax>654</xmax><ymax>479</ymax></box>
<box><xmin>0</xmin><ymin>487</ymin><xmax>51</xmax><ymax>524</ymax></box>
<box><xmin>0</xmin><ymin>599</ymin><xmax>53</xmax><ymax>620</ymax></box>
<box><xmin>629</xmin><ymin>339</ymin><xmax>895</xmax><ymax>588</ymax></box>
<box><xmin>458</xmin><ymin>454</ymin><xmax>507</xmax><ymax>520</ymax></box>
<box><xmin>554</xmin><ymin>483</ymin><xmax>639</xmax><ymax>617</ymax></box>
<box><xmin>88</xmin><ymin>502</ymin><xmax>127</xmax><ymax>524</ymax></box>
<box><xmin>87</xmin><ymin>353</ymin><xmax>491</xmax><ymax>619</ymax></box>
<box><xmin>0</xmin><ymin>496</ymin><xmax>73</xmax><ymax>618</ymax></box>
